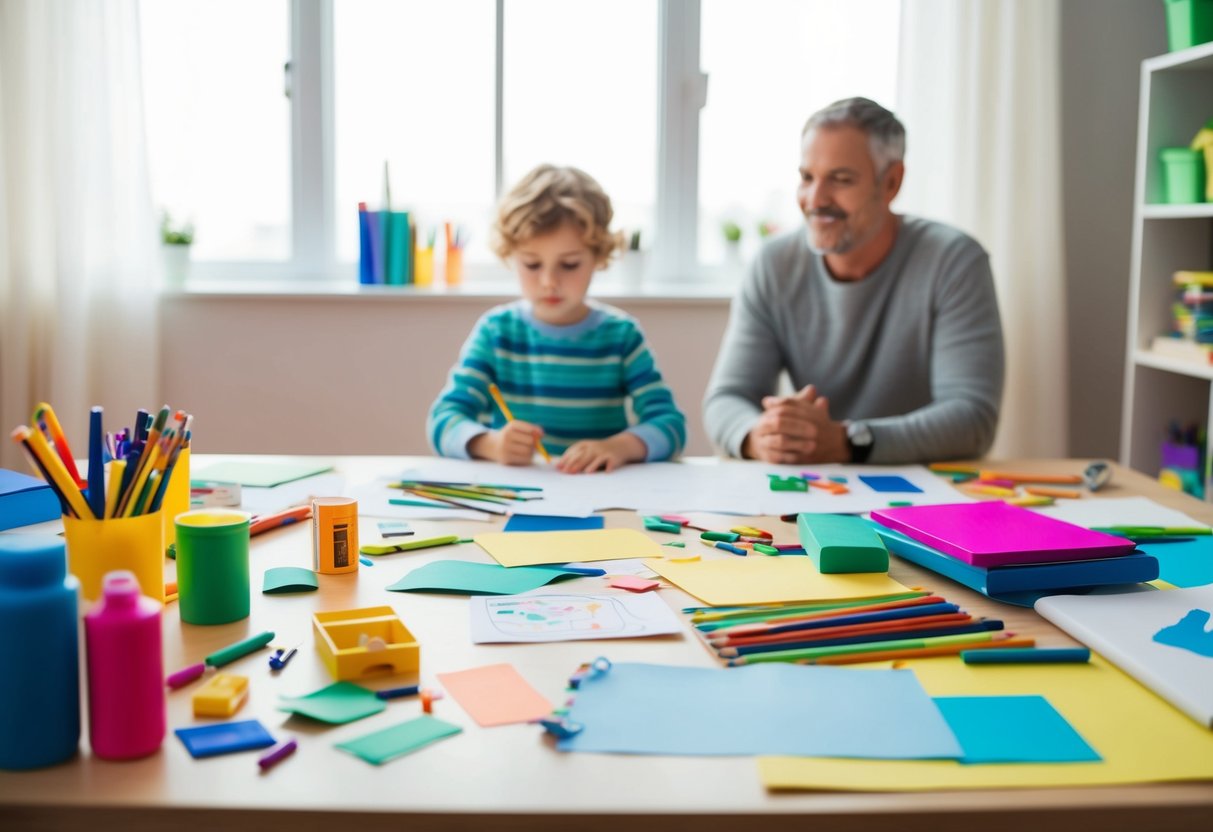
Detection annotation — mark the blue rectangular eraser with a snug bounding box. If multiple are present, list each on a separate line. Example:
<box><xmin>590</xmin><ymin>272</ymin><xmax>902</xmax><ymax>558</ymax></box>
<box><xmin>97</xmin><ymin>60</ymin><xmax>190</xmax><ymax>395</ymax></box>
<box><xmin>175</xmin><ymin>719</ymin><xmax>276</xmax><ymax>758</ymax></box>
<box><xmin>961</xmin><ymin>647</ymin><xmax>1091</xmax><ymax>665</ymax></box>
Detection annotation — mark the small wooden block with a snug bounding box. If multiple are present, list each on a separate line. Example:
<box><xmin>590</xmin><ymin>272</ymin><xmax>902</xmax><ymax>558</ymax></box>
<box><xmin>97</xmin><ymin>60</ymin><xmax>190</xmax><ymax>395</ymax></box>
<box><xmin>796</xmin><ymin>513</ymin><xmax>889</xmax><ymax>574</ymax></box>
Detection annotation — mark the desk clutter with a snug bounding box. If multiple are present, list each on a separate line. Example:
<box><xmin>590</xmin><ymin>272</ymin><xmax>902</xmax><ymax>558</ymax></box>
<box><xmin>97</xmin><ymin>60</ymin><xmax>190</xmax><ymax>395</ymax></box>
<box><xmin>1</xmin><ymin>423</ymin><xmax>1212</xmax><ymax>792</ymax></box>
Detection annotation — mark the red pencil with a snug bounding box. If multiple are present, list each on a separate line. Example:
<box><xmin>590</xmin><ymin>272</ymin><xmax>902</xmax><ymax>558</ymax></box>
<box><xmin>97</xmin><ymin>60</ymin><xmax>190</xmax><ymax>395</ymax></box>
<box><xmin>710</xmin><ymin>613</ymin><xmax>974</xmax><ymax>649</ymax></box>
<box><xmin>714</xmin><ymin>595</ymin><xmax>948</xmax><ymax>638</ymax></box>
<box><xmin>249</xmin><ymin>505</ymin><xmax>312</xmax><ymax>537</ymax></box>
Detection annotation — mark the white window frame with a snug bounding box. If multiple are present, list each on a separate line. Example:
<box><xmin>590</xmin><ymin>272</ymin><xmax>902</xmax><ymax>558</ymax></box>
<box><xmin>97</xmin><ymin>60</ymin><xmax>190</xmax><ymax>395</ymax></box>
<box><xmin>193</xmin><ymin>0</ymin><xmax>706</xmax><ymax>285</ymax></box>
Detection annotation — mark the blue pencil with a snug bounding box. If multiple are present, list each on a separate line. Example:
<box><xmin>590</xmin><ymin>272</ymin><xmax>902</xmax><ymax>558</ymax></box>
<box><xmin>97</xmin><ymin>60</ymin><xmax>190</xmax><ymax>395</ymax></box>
<box><xmin>86</xmin><ymin>406</ymin><xmax>105</xmax><ymax>519</ymax></box>
<box><xmin>712</xmin><ymin>602</ymin><xmax>962</xmax><ymax>639</ymax></box>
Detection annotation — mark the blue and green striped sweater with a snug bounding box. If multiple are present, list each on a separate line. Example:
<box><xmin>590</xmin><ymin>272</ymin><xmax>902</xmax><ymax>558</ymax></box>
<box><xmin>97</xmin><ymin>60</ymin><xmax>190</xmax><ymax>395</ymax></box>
<box><xmin>427</xmin><ymin>301</ymin><xmax>686</xmax><ymax>461</ymax></box>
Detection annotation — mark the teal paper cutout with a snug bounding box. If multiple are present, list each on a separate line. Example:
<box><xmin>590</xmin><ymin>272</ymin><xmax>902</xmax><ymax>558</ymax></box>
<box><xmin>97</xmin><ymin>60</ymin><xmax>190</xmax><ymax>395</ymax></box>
<box><xmin>279</xmin><ymin>682</ymin><xmax>385</xmax><ymax>724</ymax></box>
<box><xmin>1153</xmin><ymin>608</ymin><xmax>1213</xmax><ymax>658</ymax></box>
<box><xmin>263</xmin><ymin>566</ymin><xmax>319</xmax><ymax>594</ymax></box>
<box><xmin>336</xmin><ymin>715</ymin><xmax>462</xmax><ymax>765</ymax></box>
<box><xmin>386</xmin><ymin>559</ymin><xmax>579</xmax><ymax>595</ymax></box>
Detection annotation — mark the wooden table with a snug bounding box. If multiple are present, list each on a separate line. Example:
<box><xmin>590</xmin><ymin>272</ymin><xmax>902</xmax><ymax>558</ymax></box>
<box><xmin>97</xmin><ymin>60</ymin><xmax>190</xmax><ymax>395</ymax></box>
<box><xmin>1</xmin><ymin>457</ymin><xmax>1211</xmax><ymax>832</ymax></box>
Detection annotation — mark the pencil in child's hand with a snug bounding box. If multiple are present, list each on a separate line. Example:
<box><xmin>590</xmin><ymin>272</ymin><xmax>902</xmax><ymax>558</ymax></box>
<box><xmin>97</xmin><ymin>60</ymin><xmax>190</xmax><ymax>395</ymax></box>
<box><xmin>487</xmin><ymin>383</ymin><xmax>551</xmax><ymax>463</ymax></box>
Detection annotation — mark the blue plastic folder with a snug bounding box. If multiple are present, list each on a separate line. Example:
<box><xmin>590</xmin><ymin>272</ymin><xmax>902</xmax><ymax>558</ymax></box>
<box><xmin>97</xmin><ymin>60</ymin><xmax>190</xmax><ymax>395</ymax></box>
<box><xmin>503</xmin><ymin>514</ymin><xmax>605</xmax><ymax>533</ymax></box>
<box><xmin>559</xmin><ymin>662</ymin><xmax>962</xmax><ymax>759</ymax></box>
<box><xmin>175</xmin><ymin>720</ymin><xmax>276</xmax><ymax>759</ymax></box>
<box><xmin>0</xmin><ymin>468</ymin><xmax>61</xmax><ymax>531</ymax></box>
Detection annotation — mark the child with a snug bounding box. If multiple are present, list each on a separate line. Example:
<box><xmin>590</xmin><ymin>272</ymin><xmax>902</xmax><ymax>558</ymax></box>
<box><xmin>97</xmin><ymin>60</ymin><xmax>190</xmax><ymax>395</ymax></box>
<box><xmin>427</xmin><ymin>164</ymin><xmax>686</xmax><ymax>473</ymax></box>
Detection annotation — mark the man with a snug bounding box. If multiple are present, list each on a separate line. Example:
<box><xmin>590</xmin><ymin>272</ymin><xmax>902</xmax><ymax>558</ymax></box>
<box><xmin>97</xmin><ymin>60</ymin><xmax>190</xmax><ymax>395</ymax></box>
<box><xmin>703</xmin><ymin>97</ymin><xmax>1004</xmax><ymax>465</ymax></box>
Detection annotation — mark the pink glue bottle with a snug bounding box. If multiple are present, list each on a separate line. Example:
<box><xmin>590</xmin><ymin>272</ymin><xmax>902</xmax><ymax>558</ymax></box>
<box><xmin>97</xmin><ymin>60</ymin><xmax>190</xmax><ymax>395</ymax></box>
<box><xmin>85</xmin><ymin>570</ymin><xmax>165</xmax><ymax>760</ymax></box>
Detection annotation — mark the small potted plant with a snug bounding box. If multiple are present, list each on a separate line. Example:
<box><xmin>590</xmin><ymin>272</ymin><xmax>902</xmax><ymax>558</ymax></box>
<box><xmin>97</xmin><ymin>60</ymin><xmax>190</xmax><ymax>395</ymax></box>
<box><xmin>160</xmin><ymin>211</ymin><xmax>194</xmax><ymax>287</ymax></box>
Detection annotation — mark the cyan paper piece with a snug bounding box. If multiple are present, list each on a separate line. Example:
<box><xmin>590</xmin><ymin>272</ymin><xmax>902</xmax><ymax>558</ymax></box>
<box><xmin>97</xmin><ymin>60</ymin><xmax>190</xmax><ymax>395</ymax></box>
<box><xmin>1153</xmin><ymin>609</ymin><xmax>1213</xmax><ymax>658</ymax></box>
<box><xmin>262</xmin><ymin>566</ymin><xmax>319</xmax><ymax>594</ymax></box>
<box><xmin>386</xmin><ymin>559</ymin><xmax>579</xmax><ymax>595</ymax></box>
<box><xmin>1137</xmin><ymin>537</ymin><xmax>1213</xmax><ymax>588</ymax></box>
<box><xmin>336</xmin><ymin>715</ymin><xmax>462</xmax><ymax>765</ymax></box>
<box><xmin>504</xmin><ymin>514</ymin><xmax>605</xmax><ymax>532</ymax></box>
<box><xmin>934</xmin><ymin>695</ymin><xmax>1101</xmax><ymax>764</ymax></box>
<box><xmin>559</xmin><ymin>662</ymin><xmax>961</xmax><ymax>759</ymax></box>
<box><xmin>859</xmin><ymin>474</ymin><xmax>924</xmax><ymax>494</ymax></box>
<box><xmin>278</xmin><ymin>682</ymin><xmax>385</xmax><ymax>724</ymax></box>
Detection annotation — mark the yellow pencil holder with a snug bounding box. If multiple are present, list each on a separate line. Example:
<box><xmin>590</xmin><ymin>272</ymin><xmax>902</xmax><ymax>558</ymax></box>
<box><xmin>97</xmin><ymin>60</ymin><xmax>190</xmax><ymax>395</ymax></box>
<box><xmin>415</xmin><ymin>247</ymin><xmax>434</xmax><ymax>287</ymax></box>
<box><xmin>161</xmin><ymin>446</ymin><xmax>191</xmax><ymax>554</ymax></box>
<box><xmin>444</xmin><ymin>247</ymin><xmax>463</xmax><ymax>286</ymax></box>
<box><xmin>64</xmin><ymin>511</ymin><xmax>165</xmax><ymax>604</ymax></box>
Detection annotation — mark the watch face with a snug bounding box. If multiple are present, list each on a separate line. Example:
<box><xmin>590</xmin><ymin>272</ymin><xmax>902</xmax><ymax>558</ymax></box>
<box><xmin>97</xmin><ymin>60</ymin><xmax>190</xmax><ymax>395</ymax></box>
<box><xmin>848</xmin><ymin>422</ymin><xmax>873</xmax><ymax>446</ymax></box>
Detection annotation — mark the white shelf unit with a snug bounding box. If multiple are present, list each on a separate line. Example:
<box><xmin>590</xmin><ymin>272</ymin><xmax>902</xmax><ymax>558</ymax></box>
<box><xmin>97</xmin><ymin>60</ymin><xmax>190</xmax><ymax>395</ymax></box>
<box><xmin>1121</xmin><ymin>40</ymin><xmax>1213</xmax><ymax>496</ymax></box>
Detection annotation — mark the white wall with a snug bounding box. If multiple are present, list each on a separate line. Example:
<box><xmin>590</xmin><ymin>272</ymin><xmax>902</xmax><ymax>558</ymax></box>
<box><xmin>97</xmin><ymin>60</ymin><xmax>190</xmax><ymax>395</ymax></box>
<box><xmin>159</xmin><ymin>289</ymin><xmax>732</xmax><ymax>457</ymax></box>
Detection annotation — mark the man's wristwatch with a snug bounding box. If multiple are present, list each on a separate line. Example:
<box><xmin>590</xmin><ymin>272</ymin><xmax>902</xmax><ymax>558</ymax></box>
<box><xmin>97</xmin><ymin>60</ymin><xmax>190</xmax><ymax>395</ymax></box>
<box><xmin>846</xmin><ymin>421</ymin><xmax>874</xmax><ymax>463</ymax></box>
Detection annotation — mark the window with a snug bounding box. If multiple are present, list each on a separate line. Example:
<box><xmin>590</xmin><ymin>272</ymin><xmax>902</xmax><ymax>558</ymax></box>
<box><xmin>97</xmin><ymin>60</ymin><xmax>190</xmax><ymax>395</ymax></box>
<box><xmin>141</xmin><ymin>0</ymin><xmax>290</xmax><ymax>261</ymax></box>
<box><xmin>140</xmin><ymin>0</ymin><xmax>900</xmax><ymax>283</ymax></box>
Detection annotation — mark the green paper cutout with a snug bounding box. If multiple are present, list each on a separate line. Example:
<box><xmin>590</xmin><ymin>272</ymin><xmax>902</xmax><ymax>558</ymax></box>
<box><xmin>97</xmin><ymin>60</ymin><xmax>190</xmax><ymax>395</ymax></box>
<box><xmin>279</xmin><ymin>682</ymin><xmax>385</xmax><ymax>724</ymax></box>
<box><xmin>336</xmin><ymin>715</ymin><xmax>462</xmax><ymax>765</ymax></box>
<box><xmin>386</xmin><ymin>559</ymin><xmax>579</xmax><ymax>595</ymax></box>
<box><xmin>263</xmin><ymin>566</ymin><xmax>319</xmax><ymax>594</ymax></box>
<box><xmin>191</xmin><ymin>460</ymin><xmax>334</xmax><ymax>488</ymax></box>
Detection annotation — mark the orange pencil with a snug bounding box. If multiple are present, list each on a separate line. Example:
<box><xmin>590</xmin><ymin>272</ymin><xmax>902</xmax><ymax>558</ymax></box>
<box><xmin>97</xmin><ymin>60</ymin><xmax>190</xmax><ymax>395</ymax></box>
<box><xmin>486</xmin><ymin>383</ymin><xmax>551</xmax><ymax>463</ymax></box>
<box><xmin>809</xmin><ymin>635</ymin><xmax>1035</xmax><ymax>666</ymax></box>
<box><xmin>714</xmin><ymin>595</ymin><xmax>948</xmax><ymax>638</ymax></box>
<box><xmin>978</xmin><ymin>470</ymin><xmax>1083</xmax><ymax>485</ymax></box>
<box><xmin>1024</xmin><ymin>486</ymin><xmax>1083</xmax><ymax>499</ymax></box>
<box><xmin>32</xmin><ymin>402</ymin><xmax>86</xmax><ymax>488</ymax></box>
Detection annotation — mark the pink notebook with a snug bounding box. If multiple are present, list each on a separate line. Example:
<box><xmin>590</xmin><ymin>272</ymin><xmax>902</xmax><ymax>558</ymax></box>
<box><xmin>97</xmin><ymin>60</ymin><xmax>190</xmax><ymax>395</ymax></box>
<box><xmin>869</xmin><ymin>501</ymin><xmax>1136</xmax><ymax>567</ymax></box>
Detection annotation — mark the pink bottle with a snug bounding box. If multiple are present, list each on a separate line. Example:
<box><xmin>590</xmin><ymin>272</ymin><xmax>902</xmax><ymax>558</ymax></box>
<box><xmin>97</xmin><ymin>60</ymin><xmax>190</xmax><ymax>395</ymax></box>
<box><xmin>85</xmin><ymin>570</ymin><xmax>165</xmax><ymax>760</ymax></box>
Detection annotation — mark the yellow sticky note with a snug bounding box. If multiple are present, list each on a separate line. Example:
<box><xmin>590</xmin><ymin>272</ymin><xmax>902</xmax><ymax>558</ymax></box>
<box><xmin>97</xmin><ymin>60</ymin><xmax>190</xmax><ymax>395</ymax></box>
<box><xmin>474</xmin><ymin>528</ymin><xmax>663</xmax><ymax>568</ymax></box>
<box><xmin>645</xmin><ymin>557</ymin><xmax>910</xmax><ymax>606</ymax></box>
<box><xmin>759</xmin><ymin>655</ymin><xmax>1213</xmax><ymax>790</ymax></box>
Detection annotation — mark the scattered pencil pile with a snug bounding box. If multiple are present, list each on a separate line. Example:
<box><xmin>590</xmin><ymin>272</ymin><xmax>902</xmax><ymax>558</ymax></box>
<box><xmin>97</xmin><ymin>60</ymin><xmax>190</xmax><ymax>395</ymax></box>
<box><xmin>690</xmin><ymin>591</ymin><xmax>1032</xmax><ymax>667</ymax></box>
<box><xmin>387</xmin><ymin>479</ymin><xmax>543</xmax><ymax>516</ymax></box>
<box><xmin>10</xmin><ymin>402</ymin><xmax>191</xmax><ymax>520</ymax></box>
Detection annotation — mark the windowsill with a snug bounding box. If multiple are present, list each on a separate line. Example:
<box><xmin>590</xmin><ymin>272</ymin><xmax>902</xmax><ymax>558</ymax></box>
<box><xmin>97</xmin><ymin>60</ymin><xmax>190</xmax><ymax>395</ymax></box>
<box><xmin>164</xmin><ymin>275</ymin><xmax>741</xmax><ymax>303</ymax></box>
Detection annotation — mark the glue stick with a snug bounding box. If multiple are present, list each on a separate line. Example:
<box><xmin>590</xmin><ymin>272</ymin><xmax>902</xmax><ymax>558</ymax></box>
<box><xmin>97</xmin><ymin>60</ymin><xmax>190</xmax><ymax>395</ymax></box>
<box><xmin>312</xmin><ymin>497</ymin><xmax>359</xmax><ymax>575</ymax></box>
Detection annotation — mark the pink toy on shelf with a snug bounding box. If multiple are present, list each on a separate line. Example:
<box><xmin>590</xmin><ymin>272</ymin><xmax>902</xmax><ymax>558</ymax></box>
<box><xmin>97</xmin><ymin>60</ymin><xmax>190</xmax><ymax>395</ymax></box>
<box><xmin>85</xmin><ymin>570</ymin><xmax>165</xmax><ymax>760</ymax></box>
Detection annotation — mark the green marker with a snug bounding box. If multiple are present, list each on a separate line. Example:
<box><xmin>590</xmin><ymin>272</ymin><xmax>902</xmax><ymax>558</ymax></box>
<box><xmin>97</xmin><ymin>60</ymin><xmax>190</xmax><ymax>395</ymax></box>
<box><xmin>206</xmin><ymin>630</ymin><xmax>275</xmax><ymax>668</ymax></box>
<box><xmin>360</xmin><ymin>534</ymin><xmax>462</xmax><ymax>556</ymax></box>
<box><xmin>752</xmin><ymin>542</ymin><xmax>781</xmax><ymax>555</ymax></box>
<box><xmin>700</xmin><ymin>530</ymin><xmax>740</xmax><ymax>543</ymax></box>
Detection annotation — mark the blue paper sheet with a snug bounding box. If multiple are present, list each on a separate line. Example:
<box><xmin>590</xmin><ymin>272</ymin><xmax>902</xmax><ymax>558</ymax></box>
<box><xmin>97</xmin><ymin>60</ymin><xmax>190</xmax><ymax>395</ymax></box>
<box><xmin>504</xmin><ymin>514</ymin><xmax>605</xmax><ymax>532</ymax></box>
<box><xmin>559</xmin><ymin>662</ymin><xmax>961</xmax><ymax>759</ymax></box>
<box><xmin>934</xmin><ymin>696</ymin><xmax>1101</xmax><ymax>764</ymax></box>
<box><xmin>1137</xmin><ymin>537</ymin><xmax>1213</xmax><ymax>588</ymax></box>
<box><xmin>859</xmin><ymin>474</ymin><xmax>923</xmax><ymax>494</ymax></box>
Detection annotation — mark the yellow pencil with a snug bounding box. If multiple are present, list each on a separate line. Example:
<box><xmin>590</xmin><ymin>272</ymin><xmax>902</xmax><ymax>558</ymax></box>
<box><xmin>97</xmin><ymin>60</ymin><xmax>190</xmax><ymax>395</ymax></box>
<box><xmin>104</xmin><ymin>459</ymin><xmax>125</xmax><ymax>519</ymax></box>
<box><xmin>14</xmin><ymin>425</ymin><xmax>93</xmax><ymax>519</ymax></box>
<box><xmin>487</xmin><ymin>383</ymin><xmax>551</xmax><ymax>463</ymax></box>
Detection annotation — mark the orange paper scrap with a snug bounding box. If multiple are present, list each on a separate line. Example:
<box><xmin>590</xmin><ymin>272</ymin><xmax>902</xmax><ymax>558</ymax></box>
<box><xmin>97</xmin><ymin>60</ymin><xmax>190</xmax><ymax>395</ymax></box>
<box><xmin>436</xmin><ymin>663</ymin><xmax>552</xmax><ymax>727</ymax></box>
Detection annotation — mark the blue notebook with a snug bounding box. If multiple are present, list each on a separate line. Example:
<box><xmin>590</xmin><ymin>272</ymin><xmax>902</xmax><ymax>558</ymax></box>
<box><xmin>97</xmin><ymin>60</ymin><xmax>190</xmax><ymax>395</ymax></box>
<box><xmin>0</xmin><ymin>468</ymin><xmax>62</xmax><ymax>531</ymax></box>
<box><xmin>175</xmin><ymin>720</ymin><xmax>276</xmax><ymax>759</ymax></box>
<box><xmin>870</xmin><ymin>522</ymin><xmax>1158</xmax><ymax>598</ymax></box>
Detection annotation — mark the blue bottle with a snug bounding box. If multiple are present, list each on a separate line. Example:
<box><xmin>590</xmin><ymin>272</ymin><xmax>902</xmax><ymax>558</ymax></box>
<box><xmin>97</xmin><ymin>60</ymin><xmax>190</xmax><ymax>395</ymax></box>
<box><xmin>0</xmin><ymin>534</ymin><xmax>80</xmax><ymax>769</ymax></box>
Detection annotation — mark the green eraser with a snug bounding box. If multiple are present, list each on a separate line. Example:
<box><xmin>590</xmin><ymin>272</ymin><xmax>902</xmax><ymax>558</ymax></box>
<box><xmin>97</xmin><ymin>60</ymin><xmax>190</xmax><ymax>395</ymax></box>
<box><xmin>701</xmin><ymin>531</ymin><xmax>741</xmax><ymax>542</ymax></box>
<box><xmin>796</xmin><ymin>513</ymin><xmax>889</xmax><ymax>574</ymax></box>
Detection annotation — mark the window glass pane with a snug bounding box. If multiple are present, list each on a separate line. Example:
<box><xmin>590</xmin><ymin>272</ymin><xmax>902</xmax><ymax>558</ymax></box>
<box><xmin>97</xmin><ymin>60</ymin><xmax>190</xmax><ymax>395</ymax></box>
<box><xmin>699</xmin><ymin>0</ymin><xmax>900</xmax><ymax>267</ymax></box>
<box><xmin>140</xmin><ymin>0</ymin><xmax>290</xmax><ymax>261</ymax></box>
<box><xmin>334</xmin><ymin>0</ymin><xmax>496</xmax><ymax>265</ymax></box>
<box><xmin>503</xmin><ymin>0</ymin><xmax>657</xmax><ymax>258</ymax></box>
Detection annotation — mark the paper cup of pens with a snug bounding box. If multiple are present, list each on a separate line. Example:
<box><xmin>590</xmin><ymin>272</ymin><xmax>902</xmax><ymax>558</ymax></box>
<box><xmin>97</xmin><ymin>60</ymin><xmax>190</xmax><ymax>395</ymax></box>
<box><xmin>175</xmin><ymin>509</ymin><xmax>252</xmax><ymax>626</ymax></box>
<box><xmin>64</xmin><ymin>512</ymin><xmax>166</xmax><ymax>604</ymax></box>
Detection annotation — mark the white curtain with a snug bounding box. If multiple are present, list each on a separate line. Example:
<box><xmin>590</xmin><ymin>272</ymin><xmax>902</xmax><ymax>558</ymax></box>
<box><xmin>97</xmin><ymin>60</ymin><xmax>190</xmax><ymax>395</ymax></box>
<box><xmin>896</xmin><ymin>0</ymin><xmax>1068</xmax><ymax>459</ymax></box>
<box><xmin>0</xmin><ymin>0</ymin><xmax>160</xmax><ymax>471</ymax></box>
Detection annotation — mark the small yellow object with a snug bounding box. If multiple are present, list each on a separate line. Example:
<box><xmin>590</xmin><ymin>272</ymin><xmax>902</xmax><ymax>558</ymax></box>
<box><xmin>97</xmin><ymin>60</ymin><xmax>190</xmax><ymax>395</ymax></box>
<box><xmin>1006</xmin><ymin>495</ymin><xmax>1055</xmax><ymax>508</ymax></box>
<box><xmin>192</xmin><ymin>673</ymin><xmax>249</xmax><ymax>718</ymax></box>
<box><xmin>668</xmin><ymin>553</ymin><xmax>701</xmax><ymax>563</ymax></box>
<box><xmin>313</xmin><ymin>606</ymin><xmax>420</xmax><ymax>681</ymax></box>
<box><xmin>965</xmin><ymin>484</ymin><xmax>1016</xmax><ymax>498</ymax></box>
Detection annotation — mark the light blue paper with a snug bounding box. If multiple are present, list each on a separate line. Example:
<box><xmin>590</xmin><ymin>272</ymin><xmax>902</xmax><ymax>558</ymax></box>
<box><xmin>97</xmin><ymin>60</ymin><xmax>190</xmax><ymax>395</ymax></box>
<box><xmin>934</xmin><ymin>695</ymin><xmax>1101</xmax><ymax>764</ymax></box>
<box><xmin>558</xmin><ymin>662</ymin><xmax>961</xmax><ymax>759</ymax></box>
<box><xmin>1137</xmin><ymin>537</ymin><xmax>1213</xmax><ymax>588</ymax></box>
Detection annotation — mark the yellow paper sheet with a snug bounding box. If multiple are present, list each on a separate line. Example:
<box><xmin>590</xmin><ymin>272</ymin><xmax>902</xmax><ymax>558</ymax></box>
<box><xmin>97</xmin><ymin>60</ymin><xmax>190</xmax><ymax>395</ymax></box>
<box><xmin>645</xmin><ymin>557</ymin><xmax>910</xmax><ymax>606</ymax></box>
<box><xmin>759</xmin><ymin>655</ymin><xmax>1213</xmax><ymax>790</ymax></box>
<box><xmin>474</xmin><ymin>528</ymin><xmax>663</xmax><ymax>568</ymax></box>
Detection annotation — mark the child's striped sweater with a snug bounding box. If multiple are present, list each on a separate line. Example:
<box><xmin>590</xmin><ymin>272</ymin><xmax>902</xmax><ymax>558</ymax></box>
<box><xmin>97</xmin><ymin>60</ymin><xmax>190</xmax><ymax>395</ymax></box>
<box><xmin>427</xmin><ymin>300</ymin><xmax>686</xmax><ymax>460</ymax></box>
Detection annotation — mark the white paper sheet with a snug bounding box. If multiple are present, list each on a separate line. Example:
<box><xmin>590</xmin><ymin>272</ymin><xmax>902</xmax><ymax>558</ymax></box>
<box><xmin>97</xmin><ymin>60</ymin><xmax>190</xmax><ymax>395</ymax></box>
<box><xmin>468</xmin><ymin>591</ymin><xmax>683</xmax><ymax>643</ymax></box>
<box><xmin>1037</xmin><ymin>496</ymin><xmax>1209</xmax><ymax>530</ymax></box>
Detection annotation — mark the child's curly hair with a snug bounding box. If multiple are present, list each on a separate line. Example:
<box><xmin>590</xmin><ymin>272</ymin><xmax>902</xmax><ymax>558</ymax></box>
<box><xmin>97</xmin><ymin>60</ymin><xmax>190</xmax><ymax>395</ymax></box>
<box><xmin>491</xmin><ymin>165</ymin><xmax>623</xmax><ymax>265</ymax></box>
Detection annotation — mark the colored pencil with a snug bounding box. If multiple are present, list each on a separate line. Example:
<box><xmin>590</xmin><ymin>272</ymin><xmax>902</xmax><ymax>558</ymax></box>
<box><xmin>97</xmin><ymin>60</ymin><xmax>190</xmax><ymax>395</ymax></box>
<box><xmin>978</xmin><ymin>470</ymin><xmax>1083</xmax><ymax>484</ymax></box>
<box><xmin>718</xmin><ymin>621</ymin><xmax>1004</xmax><ymax>658</ymax></box>
<box><xmin>487</xmin><ymin>382</ymin><xmax>551</xmax><ymax>463</ymax></box>
<box><xmin>12</xmin><ymin>425</ymin><xmax>92</xmax><ymax>519</ymax></box>
<box><xmin>714</xmin><ymin>602</ymin><xmax>962</xmax><ymax>640</ymax></box>
<box><xmin>9</xmin><ymin>426</ymin><xmax>73</xmax><ymax>516</ymax></box>
<box><xmin>691</xmin><ymin>592</ymin><xmax>937</xmax><ymax>629</ymax></box>
<box><xmin>725</xmin><ymin>631</ymin><xmax>1005</xmax><ymax>666</ymax></box>
<box><xmin>401</xmin><ymin>487</ymin><xmax>508</xmax><ymax>515</ymax></box>
<box><xmin>86</xmin><ymin>407</ymin><xmax>106</xmax><ymax>520</ymax></box>
<box><xmin>32</xmin><ymin>403</ymin><xmax>86</xmax><ymax>488</ymax></box>
<box><xmin>810</xmin><ymin>636</ymin><xmax>1035</xmax><ymax>666</ymax></box>
<box><xmin>709</xmin><ymin>613</ymin><xmax>974</xmax><ymax>649</ymax></box>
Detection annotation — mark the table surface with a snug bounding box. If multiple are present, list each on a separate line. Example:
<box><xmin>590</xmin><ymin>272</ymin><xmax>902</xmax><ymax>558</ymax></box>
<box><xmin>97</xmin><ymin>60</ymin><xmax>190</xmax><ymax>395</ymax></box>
<box><xmin>2</xmin><ymin>457</ymin><xmax>1211</xmax><ymax>832</ymax></box>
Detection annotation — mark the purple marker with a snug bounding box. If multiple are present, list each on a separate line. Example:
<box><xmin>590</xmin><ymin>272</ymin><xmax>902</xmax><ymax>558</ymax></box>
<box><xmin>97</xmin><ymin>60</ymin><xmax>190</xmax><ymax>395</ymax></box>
<box><xmin>165</xmin><ymin>662</ymin><xmax>206</xmax><ymax>689</ymax></box>
<box><xmin>257</xmin><ymin>738</ymin><xmax>297</xmax><ymax>771</ymax></box>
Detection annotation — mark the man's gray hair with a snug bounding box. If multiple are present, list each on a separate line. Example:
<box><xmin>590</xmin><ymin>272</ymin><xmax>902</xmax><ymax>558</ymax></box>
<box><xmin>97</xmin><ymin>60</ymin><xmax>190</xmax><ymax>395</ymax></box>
<box><xmin>802</xmin><ymin>97</ymin><xmax>906</xmax><ymax>174</ymax></box>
